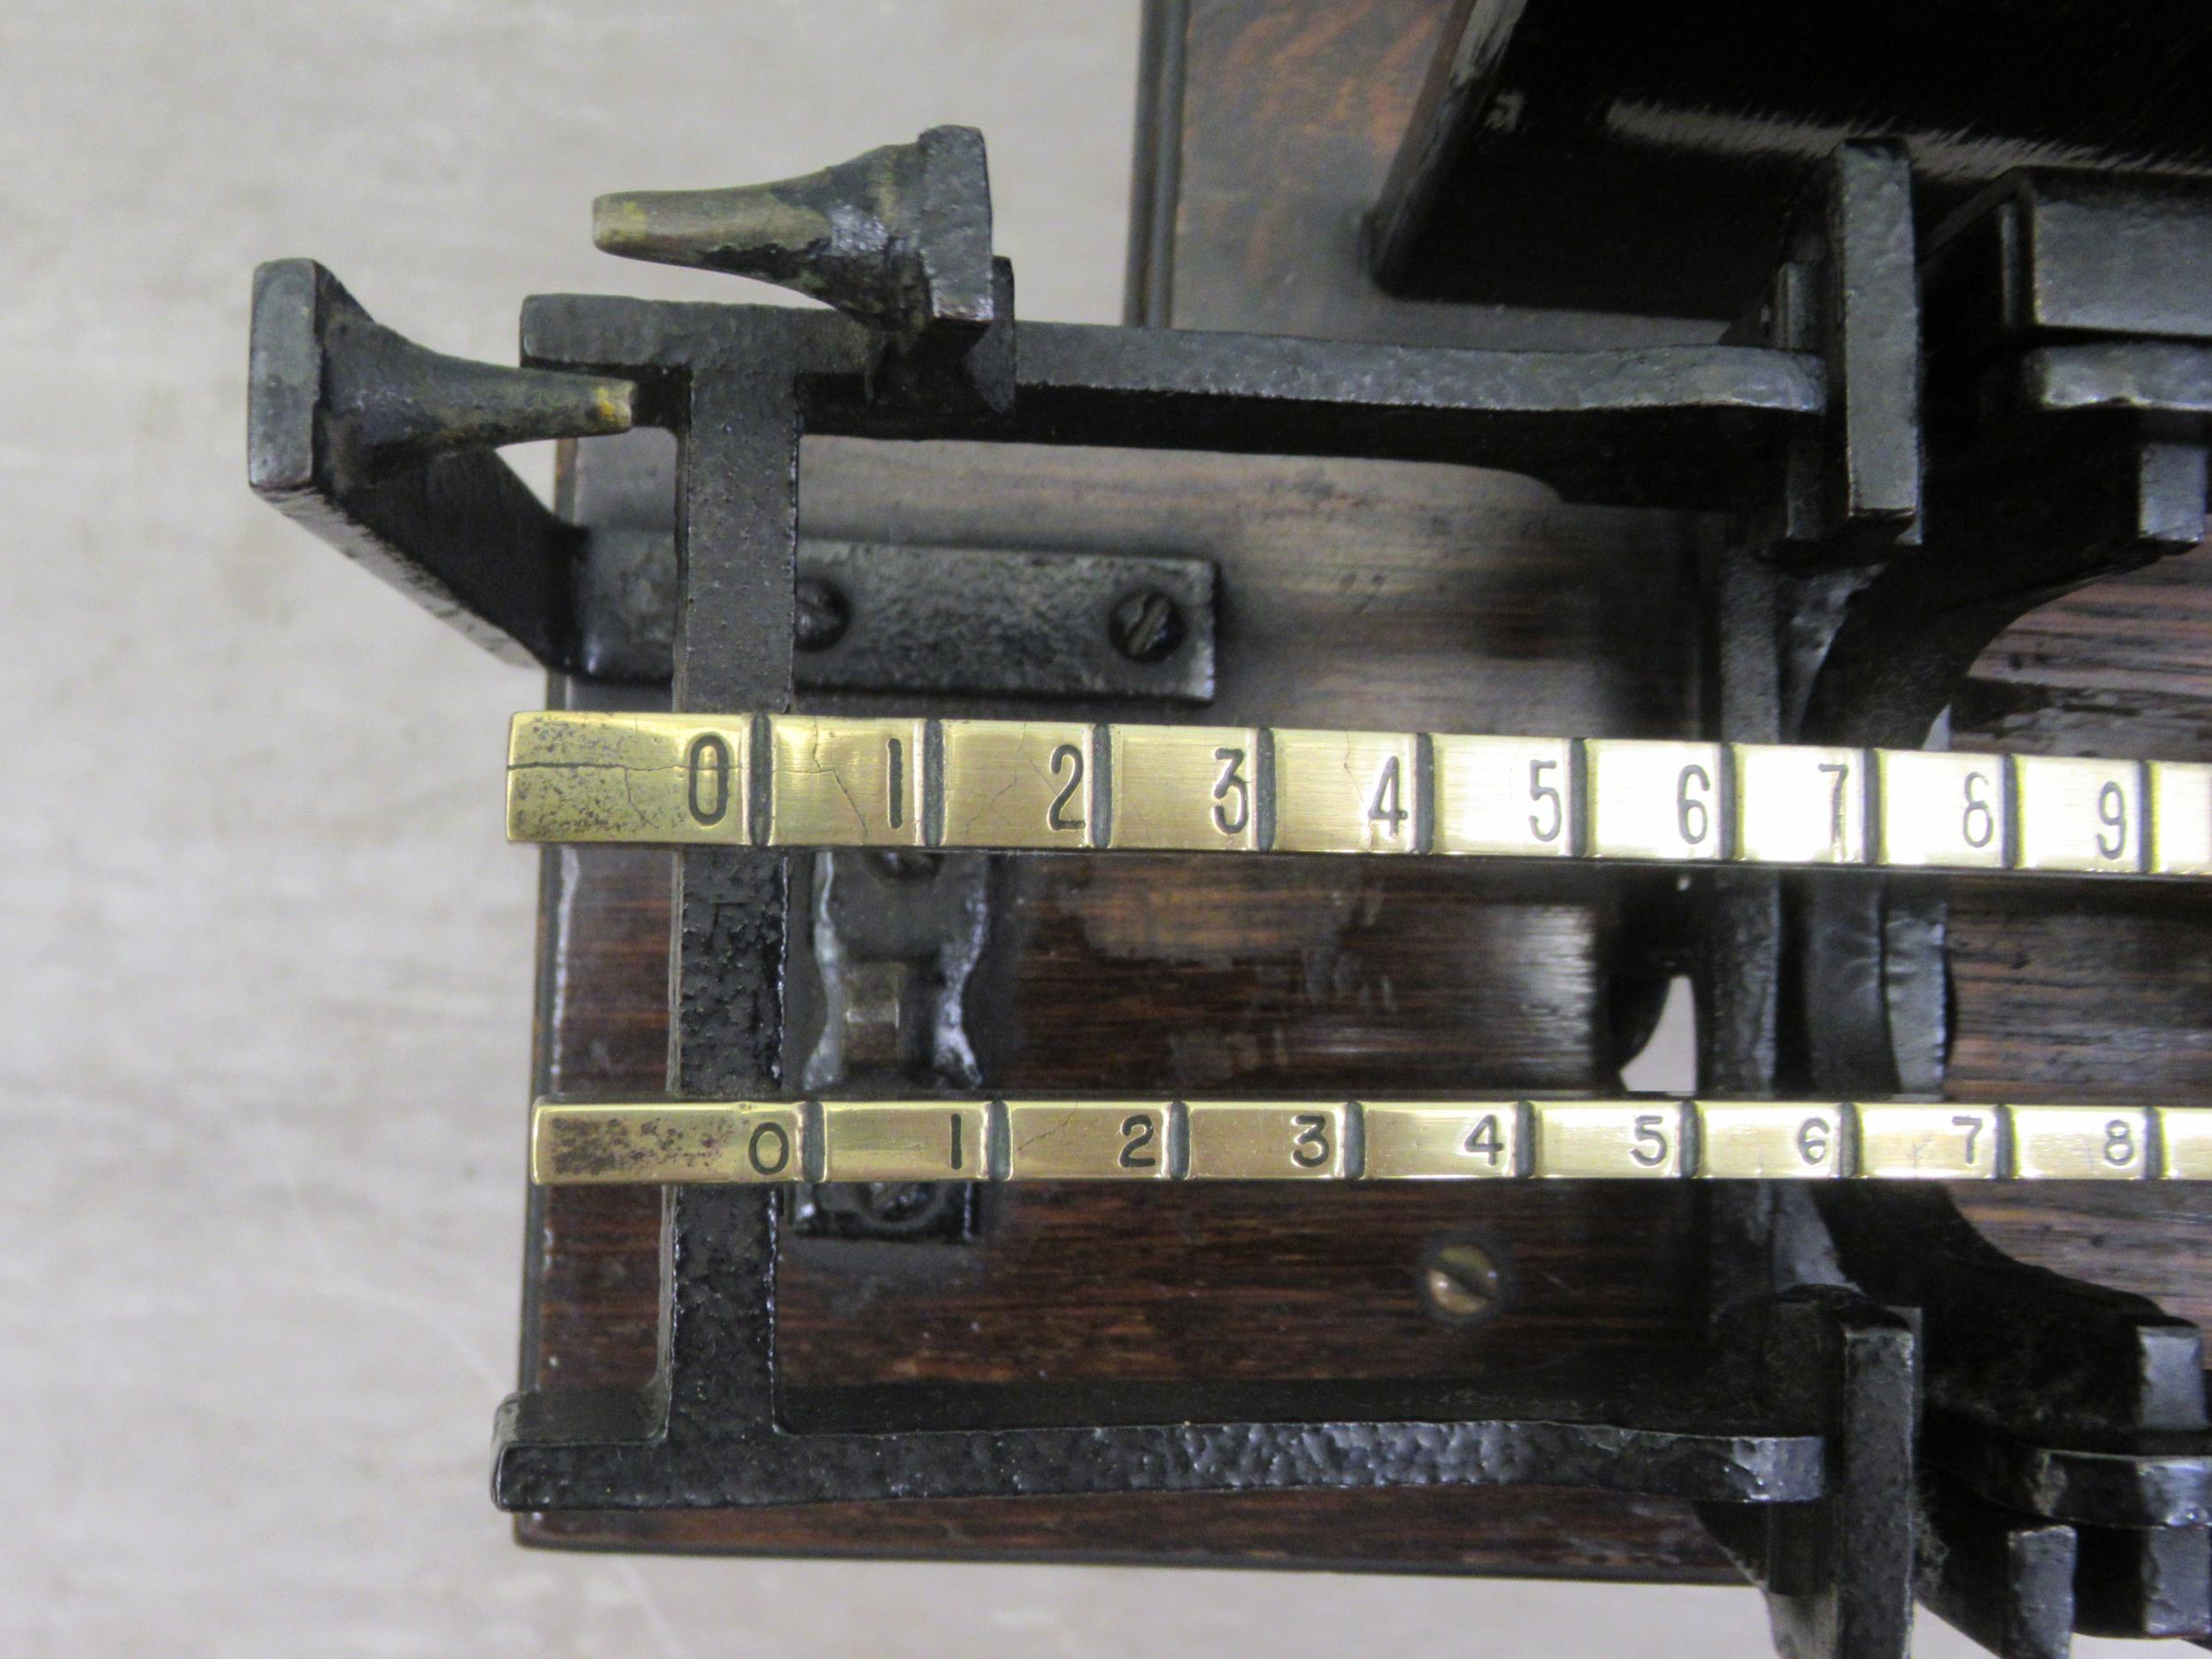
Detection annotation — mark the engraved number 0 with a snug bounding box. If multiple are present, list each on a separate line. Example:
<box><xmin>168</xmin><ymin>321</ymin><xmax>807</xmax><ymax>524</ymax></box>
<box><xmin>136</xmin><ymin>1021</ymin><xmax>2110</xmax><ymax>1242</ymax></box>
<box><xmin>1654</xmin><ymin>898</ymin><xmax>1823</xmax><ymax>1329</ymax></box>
<box><xmin>746</xmin><ymin>1120</ymin><xmax>790</xmax><ymax>1177</ymax></box>
<box><xmin>685</xmin><ymin>732</ymin><xmax>733</xmax><ymax>827</ymax></box>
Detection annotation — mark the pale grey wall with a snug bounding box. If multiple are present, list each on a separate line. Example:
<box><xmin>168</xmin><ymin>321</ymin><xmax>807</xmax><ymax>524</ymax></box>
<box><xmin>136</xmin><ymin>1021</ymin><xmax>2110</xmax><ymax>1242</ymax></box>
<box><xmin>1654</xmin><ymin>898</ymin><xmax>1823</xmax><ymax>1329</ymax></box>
<box><xmin>0</xmin><ymin>4</ymin><xmax>2113</xmax><ymax>1653</ymax></box>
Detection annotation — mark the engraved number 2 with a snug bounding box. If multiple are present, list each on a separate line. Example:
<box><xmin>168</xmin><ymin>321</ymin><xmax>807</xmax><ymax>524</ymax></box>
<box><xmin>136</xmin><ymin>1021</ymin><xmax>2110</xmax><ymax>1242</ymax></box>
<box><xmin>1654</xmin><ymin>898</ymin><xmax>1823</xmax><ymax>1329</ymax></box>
<box><xmin>1048</xmin><ymin>743</ymin><xmax>1086</xmax><ymax>833</ymax></box>
<box><xmin>1212</xmin><ymin>748</ymin><xmax>1251</xmax><ymax>835</ymax></box>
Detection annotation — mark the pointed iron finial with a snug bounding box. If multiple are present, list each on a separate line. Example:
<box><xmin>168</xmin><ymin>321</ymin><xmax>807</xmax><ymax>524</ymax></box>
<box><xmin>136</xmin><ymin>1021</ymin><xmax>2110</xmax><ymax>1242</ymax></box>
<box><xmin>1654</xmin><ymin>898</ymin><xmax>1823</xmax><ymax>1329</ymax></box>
<box><xmin>592</xmin><ymin>125</ymin><xmax>994</xmax><ymax>346</ymax></box>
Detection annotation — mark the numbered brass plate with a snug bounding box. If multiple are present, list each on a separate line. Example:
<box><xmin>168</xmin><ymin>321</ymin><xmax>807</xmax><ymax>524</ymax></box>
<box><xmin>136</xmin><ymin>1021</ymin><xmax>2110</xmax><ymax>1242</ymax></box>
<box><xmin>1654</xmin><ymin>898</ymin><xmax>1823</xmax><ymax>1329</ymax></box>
<box><xmin>532</xmin><ymin>1102</ymin><xmax>803</xmax><ymax>1183</ymax></box>
<box><xmin>940</xmin><ymin>721</ymin><xmax>1096</xmax><ymax>849</ymax></box>
<box><xmin>1876</xmin><ymin>750</ymin><xmax>2009</xmax><ymax>871</ymax></box>
<box><xmin>507</xmin><ymin>712</ymin><xmax>751</xmax><ymax>844</ymax></box>
<box><xmin>1431</xmin><ymin>736</ymin><xmax>1575</xmax><ymax>858</ymax></box>
<box><xmin>507</xmin><ymin>712</ymin><xmax>2205</xmax><ymax>883</ymax></box>
<box><xmin>2011</xmin><ymin>757</ymin><xmax>2145</xmax><ymax>874</ymax></box>
<box><xmin>1003</xmin><ymin>1101</ymin><xmax>1171</xmax><ymax>1179</ymax></box>
<box><xmin>1584</xmin><ymin>741</ymin><xmax>1724</xmax><ymax>863</ymax></box>
<box><xmin>1185</xmin><ymin>1102</ymin><xmax>1350</xmax><ymax>1179</ymax></box>
<box><xmin>1272</xmin><ymin>729</ymin><xmax>1419</xmax><ymax>854</ymax></box>
<box><xmin>1363</xmin><ymin>1102</ymin><xmax>1524</xmax><ymax>1179</ymax></box>
<box><xmin>1732</xmin><ymin>745</ymin><xmax>1864</xmax><ymax>866</ymax></box>
<box><xmin>1854</xmin><ymin>1104</ymin><xmax>2000</xmax><ymax>1179</ymax></box>
<box><xmin>531</xmin><ymin>1098</ymin><xmax>2212</xmax><ymax>1182</ymax></box>
<box><xmin>767</xmin><ymin>715</ymin><xmax>925</xmax><ymax>848</ymax></box>
<box><xmin>1108</xmin><ymin>725</ymin><xmax>1262</xmax><ymax>851</ymax></box>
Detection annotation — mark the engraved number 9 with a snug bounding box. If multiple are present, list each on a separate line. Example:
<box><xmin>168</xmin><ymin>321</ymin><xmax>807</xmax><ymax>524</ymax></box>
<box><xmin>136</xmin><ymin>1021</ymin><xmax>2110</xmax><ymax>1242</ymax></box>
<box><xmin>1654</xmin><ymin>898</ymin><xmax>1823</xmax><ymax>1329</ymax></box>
<box><xmin>2096</xmin><ymin>780</ymin><xmax>2128</xmax><ymax>860</ymax></box>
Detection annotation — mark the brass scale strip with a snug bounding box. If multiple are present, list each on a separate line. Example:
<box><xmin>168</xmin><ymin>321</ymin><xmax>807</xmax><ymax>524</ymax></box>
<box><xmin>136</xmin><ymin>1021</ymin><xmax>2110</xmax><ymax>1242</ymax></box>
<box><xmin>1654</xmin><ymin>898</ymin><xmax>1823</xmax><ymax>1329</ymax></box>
<box><xmin>512</xmin><ymin>712</ymin><xmax>2212</xmax><ymax>1183</ymax></box>
<box><xmin>536</xmin><ymin>1098</ymin><xmax>2212</xmax><ymax>1185</ymax></box>
<box><xmin>509</xmin><ymin>710</ymin><xmax>2212</xmax><ymax>875</ymax></box>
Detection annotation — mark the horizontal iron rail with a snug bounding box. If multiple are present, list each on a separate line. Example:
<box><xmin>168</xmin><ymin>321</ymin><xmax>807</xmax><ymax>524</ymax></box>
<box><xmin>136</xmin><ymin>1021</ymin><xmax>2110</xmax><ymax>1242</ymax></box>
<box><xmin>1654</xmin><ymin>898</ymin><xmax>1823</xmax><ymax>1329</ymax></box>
<box><xmin>507</xmin><ymin>710</ymin><xmax>2212</xmax><ymax>879</ymax></box>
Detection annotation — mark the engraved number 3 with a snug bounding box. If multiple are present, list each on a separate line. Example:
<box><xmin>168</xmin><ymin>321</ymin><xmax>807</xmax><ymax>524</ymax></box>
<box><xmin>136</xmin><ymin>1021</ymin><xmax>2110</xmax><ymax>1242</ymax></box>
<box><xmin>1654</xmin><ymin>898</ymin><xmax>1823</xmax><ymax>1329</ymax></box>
<box><xmin>1212</xmin><ymin>748</ymin><xmax>1251</xmax><ymax>835</ymax></box>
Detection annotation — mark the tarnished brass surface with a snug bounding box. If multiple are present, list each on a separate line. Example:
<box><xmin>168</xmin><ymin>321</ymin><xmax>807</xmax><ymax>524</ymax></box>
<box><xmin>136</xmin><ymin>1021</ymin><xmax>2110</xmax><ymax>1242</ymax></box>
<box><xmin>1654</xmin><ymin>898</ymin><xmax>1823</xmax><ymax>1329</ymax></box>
<box><xmin>507</xmin><ymin>711</ymin><xmax>2212</xmax><ymax>881</ymax></box>
<box><xmin>1530</xmin><ymin>1101</ymin><xmax>1686</xmax><ymax>1178</ymax></box>
<box><xmin>1876</xmin><ymin>750</ymin><xmax>2009</xmax><ymax>870</ymax></box>
<box><xmin>507</xmin><ymin>712</ymin><xmax>751</xmax><ymax>844</ymax></box>
<box><xmin>2011</xmin><ymin>756</ymin><xmax>2146</xmax><ymax>874</ymax></box>
<box><xmin>531</xmin><ymin>1102</ymin><xmax>802</xmax><ymax>1183</ymax></box>
<box><xmin>1855</xmin><ymin>1104</ymin><xmax>2000</xmax><ymax>1179</ymax></box>
<box><xmin>1732</xmin><ymin>744</ymin><xmax>1863</xmax><ymax>866</ymax></box>
<box><xmin>2007</xmin><ymin>1105</ymin><xmax>2149</xmax><ymax>1179</ymax></box>
<box><xmin>818</xmin><ymin>1102</ymin><xmax>988</xmax><ymax>1180</ymax></box>
<box><xmin>1430</xmin><ymin>735</ymin><xmax>1575</xmax><ymax>858</ymax></box>
<box><xmin>1584</xmin><ymin>741</ymin><xmax>1724</xmax><ymax>863</ymax></box>
<box><xmin>2152</xmin><ymin>761</ymin><xmax>2212</xmax><ymax>876</ymax></box>
<box><xmin>531</xmin><ymin>1097</ymin><xmax>2212</xmax><ymax>1182</ymax></box>
<box><xmin>1696</xmin><ymin>1102</ymin><xmax>1845</xmax><ymax>1179</ymax></box>
<box><xmin>1362</xmin><ymin>1102</ymin><xmax>1523</xmax><ymax>1179</ymax></box>
<box><xmin>1185</xmin><ymin>1101</ymin><xmax>1351</xmax><ymax>1179</ymax></box>
<box><xmin>1002</xmin><ymin>1101</ymin><xmax>1172</xmax><ymax>1179</ymax></box>
<box><xmin>939</xmin><ymin>720</ymin><xmax>1096</xmax><ymax>849</ymax></box>
<box><xmin>767</xmin><ymin>715</ymin><xmax>926</xmax><ymax>847</ymax></box>
<box><xmin>1107</xmin><ymin>724</ymin><xmax>1262</xmax><ymax>851</ymax></box>
<box><xmin>1271</xmin><ymin>728</ymin><xmax>1418</xmax><ymax>854</ymax></box>
<box><xmin>2162</xmin><ymin>1106</ymin><xmax>2212</xmax><ymax>1179</ymax></box>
